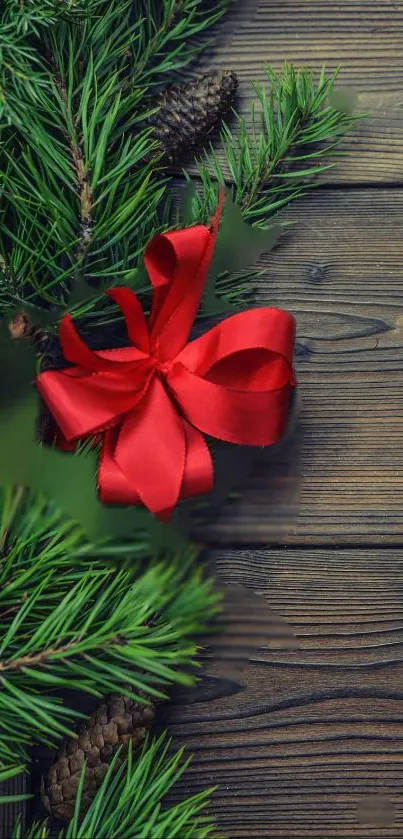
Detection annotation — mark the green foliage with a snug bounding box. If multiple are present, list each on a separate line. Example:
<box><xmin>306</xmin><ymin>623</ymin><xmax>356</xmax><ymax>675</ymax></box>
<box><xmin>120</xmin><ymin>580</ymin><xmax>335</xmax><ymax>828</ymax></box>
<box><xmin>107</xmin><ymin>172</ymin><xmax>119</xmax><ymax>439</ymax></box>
<box><xmin>130</xmin><ymin>0</ymin><xmax>230</xmax><ymax>89</ymax></box>
<box><xmin>2</xmin><ymin>0</ymin><xmax>98</xmax><ymax>29</ymax></box>
<box><xmin>192</xmin><ymin>64</ymin><xmax>363</xmax><ymax>227</ymax></box>
<box><xmin>0</xmin><ymin>16</ymin><xmax>361</xmax><ymax>325</ymax></box>
<box><xmin>0</xmin><ymin>487</ymin><xmax>220</xmax><ymax>769</ymax></box>
<box><xmin>12</xmin><ymin>737</ymin><xmax>218</xmax><ymax>838</ymax></box>
<box><xmin>0</xmin><ymin>0</ymin><xmax>162</xmax><ymax>316</ymax></box>
<box><xmin>0</xmin><ymin>0</ymin><xmax>229</xmax><ymax>322</ymax></box>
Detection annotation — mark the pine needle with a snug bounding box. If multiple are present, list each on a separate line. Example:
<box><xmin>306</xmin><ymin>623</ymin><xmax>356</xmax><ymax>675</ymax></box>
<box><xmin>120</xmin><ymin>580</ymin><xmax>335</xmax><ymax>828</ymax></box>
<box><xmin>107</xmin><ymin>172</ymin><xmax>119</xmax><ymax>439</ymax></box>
<box><xmin>0</xmin><ymin>764</ymin><xmax>31</xmax><ymax>805</ymax></box>
<box><xmin>12</xmin><ymin>737</ymin><xmax>219</xmax><ymax>838</ymax></box>
<box><xmin>0</xmin><ymin>0</ymin><xmax>229</xmax><ymax>319</ymax></box>
<box><xmin>191</xmin><ymin>63</ymin><xmax>364</xmax><ymax>227</ymax></box>
<box><xmin>0</xmin><ymin>487</ymin><xmax>220</xmax><ymax>769</ymax></box>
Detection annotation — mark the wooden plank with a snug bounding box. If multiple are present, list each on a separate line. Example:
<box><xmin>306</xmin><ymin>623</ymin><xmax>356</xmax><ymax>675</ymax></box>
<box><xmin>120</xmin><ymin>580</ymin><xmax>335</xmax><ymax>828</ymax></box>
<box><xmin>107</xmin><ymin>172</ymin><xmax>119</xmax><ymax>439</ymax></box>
<box><xmin>190</xmin><ymin>0</ymin><xmax>403</xmax><ymax>185</ymax></box>
<box><xmin>163</xmin><ymin>548</ymin><xmax>403</xmax><ymax>837</ymax></box>
<box><xmin>196</xmin><ymin>187</ymin><xmax>403</xmax><ymax>545</ymax></box>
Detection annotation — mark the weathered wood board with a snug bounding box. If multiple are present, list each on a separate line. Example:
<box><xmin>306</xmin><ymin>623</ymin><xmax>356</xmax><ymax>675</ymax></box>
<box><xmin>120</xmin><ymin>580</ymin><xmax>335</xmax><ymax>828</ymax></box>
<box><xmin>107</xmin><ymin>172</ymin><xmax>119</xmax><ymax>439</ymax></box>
<box><xmin>201</xmin><ymin>189</ymin><xmax>403</xmax><ymax>545</ymax></box>
<box><xmin>198</xmin><ymin>0</ymin><xmax>403</xmax><ymax>185</ymax></box>
<box><xmin>4</xmin><ymin>1</ymin><xmax>403</xmax><ymax>838</ymax></box>
<box><xmin>164</xmin><ymin>549</ymin><xmax>403</xmax><ymax>836</ymax></box>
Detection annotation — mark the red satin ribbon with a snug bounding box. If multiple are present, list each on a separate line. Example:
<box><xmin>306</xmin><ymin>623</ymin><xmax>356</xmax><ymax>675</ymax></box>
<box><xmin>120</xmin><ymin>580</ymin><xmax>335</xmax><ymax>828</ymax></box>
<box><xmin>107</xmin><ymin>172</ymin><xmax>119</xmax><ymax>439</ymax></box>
<box><xmin>37</xmin><ymin>193</ymin><xmax>296</xmax><ymax>521</ymax></box>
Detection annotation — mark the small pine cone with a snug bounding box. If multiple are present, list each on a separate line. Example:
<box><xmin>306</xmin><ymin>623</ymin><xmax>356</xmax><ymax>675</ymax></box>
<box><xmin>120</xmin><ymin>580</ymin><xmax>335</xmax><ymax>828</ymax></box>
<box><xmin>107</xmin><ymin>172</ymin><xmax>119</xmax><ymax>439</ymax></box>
<box><xmin>41</xmin><ymin>690</ymin><xmax>156</xmax><ymax>823</ymax></box>
<box><xmin>147</xmin><ymin>69</ymin><xmax>238</xmax><ymax>163</ymax></box>
<box><xmin>8</xmin><ymin>311</ymin><xmax>49</xmax><ymax>354</ymax></box>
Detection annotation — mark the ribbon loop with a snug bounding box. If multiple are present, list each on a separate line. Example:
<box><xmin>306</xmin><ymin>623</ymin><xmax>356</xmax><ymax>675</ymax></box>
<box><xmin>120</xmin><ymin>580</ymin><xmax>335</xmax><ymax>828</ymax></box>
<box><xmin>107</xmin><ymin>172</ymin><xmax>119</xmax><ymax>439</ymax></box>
<box><xmin>36</xmin><ymin>193</ymin><xmax>296</xmax><ymax>521</ymax></box>
<box><xmin>106</xmin><ymin>287</ymin><xmax>150</xmax><ymax>354</ymax></box>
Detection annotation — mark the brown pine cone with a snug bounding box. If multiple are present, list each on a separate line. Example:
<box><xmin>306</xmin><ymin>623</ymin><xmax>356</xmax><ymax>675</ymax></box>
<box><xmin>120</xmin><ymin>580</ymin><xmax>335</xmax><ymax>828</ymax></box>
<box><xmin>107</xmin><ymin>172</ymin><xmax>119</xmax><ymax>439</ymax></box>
<box><xmin>41</xmin><ymin>690</ymin><xmax>156</xmax><ymax>822</ymax></box>
<box><xmin>147</xmin><ymin>69</ymin><xmax>238</xmax><ymax>163</ymax></box>
<box><xmin>8</xmin><ymin>311</ymin><xmax>49</xmax><ymax>353</ymax></box>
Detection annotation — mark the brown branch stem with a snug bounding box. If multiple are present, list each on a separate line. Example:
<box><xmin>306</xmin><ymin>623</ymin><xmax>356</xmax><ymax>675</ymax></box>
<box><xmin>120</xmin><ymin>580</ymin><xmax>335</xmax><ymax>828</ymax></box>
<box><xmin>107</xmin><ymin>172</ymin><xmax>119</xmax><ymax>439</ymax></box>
<box><xmin>0</xmin><ymin>635</ymin><xmax>125</xmax><ymax>674</ymax></box>
<box><xmin>0</xmin><ymin>642</ymin><xmax>79</xmax><ymax>673</ymax></box>
<box><xmin>241</xmin><ymin>133</ymin><xmax>304</xmax><ymax>214</ymax></box>
<box><xmin>51</xmin><ymin>58</ymin><xmax>93</xmax><ymax>266</ymax></box>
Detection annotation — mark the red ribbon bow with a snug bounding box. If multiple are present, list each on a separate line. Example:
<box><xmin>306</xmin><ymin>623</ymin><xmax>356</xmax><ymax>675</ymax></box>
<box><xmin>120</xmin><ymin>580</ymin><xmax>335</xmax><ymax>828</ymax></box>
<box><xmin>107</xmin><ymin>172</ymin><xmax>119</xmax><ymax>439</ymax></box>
<box><xmin>37</xmin><ymin>194</ymin><xmax>296</xmax><ymax>521</ymax></box>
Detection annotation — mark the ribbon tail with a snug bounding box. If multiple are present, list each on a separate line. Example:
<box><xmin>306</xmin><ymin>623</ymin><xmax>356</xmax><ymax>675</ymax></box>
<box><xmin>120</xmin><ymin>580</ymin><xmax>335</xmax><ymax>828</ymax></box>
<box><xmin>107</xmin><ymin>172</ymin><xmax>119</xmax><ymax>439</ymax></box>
<box><xmin>98</xmin><ymin>377</ymin><xmax>186</xmax><ymax>521</ymax></box>
<box><xmin>145</xmin><ymin>195</ymin><xmax>224</xmax><ymax>359</ymax></box>
<box><xmin>98</xmin><ymin>427</ymin><xmax>142</xmax><ymax>506</ymax></box>
<box><xmin>180</xmin><ymin>421</ymin><xmax>214</xmax><ymax>500</ymax></box>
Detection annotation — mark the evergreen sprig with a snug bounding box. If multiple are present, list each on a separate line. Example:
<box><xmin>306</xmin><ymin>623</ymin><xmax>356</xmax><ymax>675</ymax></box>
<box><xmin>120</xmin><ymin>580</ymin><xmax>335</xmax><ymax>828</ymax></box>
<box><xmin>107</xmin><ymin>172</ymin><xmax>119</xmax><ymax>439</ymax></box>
<box><xmin>0</xmin><ymin>0</ymin><xmax>229</xmax><ymax>320</ymax></box>
<box><xmin>0</xmin><ymin>487</ymin><xmax>219</xmax><ymax>769</ymax></box>
<box><xmin>12</xmin><ymin>737</ymin><xmax>218</xmax><ymax>838</ymax></box>
<box><xmin>2</xmin><ymin>1</ymin><xmax>100</xmax><ymax>31</ymax></box>
<box><xmin>130</xmin><ymin>0</ymin><xmax>230</xmax><ymax>89</ymax></box>
<box><xmin>191</xmin><ymin>64</ymin><xmax>362</xmax><ymax>227</ymax></box>
<box><xmin>0</xmin><ymin>0</ymin><xmax>163</xmax><ymax>313</ymax></box>
<box><xmin>0</xmin><ymin>22</ymin><xmax>362</xmax><ymax>324</ymax></box>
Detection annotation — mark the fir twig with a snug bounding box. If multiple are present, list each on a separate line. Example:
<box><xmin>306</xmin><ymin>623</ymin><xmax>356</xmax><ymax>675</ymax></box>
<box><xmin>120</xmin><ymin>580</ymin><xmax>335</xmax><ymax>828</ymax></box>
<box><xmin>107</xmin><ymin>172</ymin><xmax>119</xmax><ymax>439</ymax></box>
<box><xmin>50</xmin><ymin>62</ymin><xmax>93</xmax><ymax>266</ymax></box>
<box><xmin>191</xmin><ymin>64</ymin><xmax>363</xmax><ymax>227</ymax></box>
<box><xmin>0</xmin><ymin>0</ymin><xmax>230</xmax><ymax>321</ymax></box>
<box><xmin>0</xmin><ymin>487</ymin><xmax>220</xmax><ymax>769</ymax></box>
<box><xmin>130</xmin><ymin>0</ymin><xmax>230</xmax><ymax>89</ymax></box>
<box><xmin>2</xmin><ymin>1</ymin><xmax>102</xmax><ymax>30</ymax></box>
<box><xmin>12</xmin><ymin>737</ymin><xmax>218</xmax><ymax>838</ymax></box>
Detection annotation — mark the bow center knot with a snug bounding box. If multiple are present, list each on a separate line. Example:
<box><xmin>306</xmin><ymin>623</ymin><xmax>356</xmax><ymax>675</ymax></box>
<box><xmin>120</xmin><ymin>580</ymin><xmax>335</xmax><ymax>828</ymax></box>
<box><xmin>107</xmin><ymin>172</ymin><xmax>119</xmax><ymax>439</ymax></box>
<box><xmin>158</xmin><ymin>359</ymin><xmax>173</xmax><ymax>376</ymax></box>
<box><xmin>149</xmin><ymin>352</ymin><xmax>173</xmax><ymax>378</ymax></box>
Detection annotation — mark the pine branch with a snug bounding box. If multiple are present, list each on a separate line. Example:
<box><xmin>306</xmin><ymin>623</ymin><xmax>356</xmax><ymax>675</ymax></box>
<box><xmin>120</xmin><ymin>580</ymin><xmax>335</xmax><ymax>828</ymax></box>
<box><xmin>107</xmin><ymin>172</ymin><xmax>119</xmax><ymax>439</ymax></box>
<box><xmin>0</xmin><ymin>487</ymin><xmax>220</xmax><ymax>769</ymax></box>
<box><xmin>2</xmin><ymin>1</ymin><xmax>100</xmax><ymax>30</ymax></box>
<box><xmin>49</xmin><ymin>62</ymin><xmax>93</xmax><ymax>266</ymax></box>
<box><xmin>172</xmin><ymin>64</ymin><xmax>363</xmax><ymax>312</ymax></box>
<box><xmin>0</xmin><ymin>5</ymin><xmax>162</xmax><ymax>314</ymax></box>
<box><xmin>130</xmin><ymin>0</ymin><xmax>230</xmax><ymax>90</ymax></box>
<box><xmin>13</xmin><ymin>737</ymin><xmax>218</xmax><ymax>838</ymax></box>
<box><xmin>0</xmin><ymin>0</ymin><xmax>230</xmax><ymax>322</ymax></box>
<box><xmin>191</xmin><ymin>64</ymin><xmax>363</xmax><ymax>227</ymax></box>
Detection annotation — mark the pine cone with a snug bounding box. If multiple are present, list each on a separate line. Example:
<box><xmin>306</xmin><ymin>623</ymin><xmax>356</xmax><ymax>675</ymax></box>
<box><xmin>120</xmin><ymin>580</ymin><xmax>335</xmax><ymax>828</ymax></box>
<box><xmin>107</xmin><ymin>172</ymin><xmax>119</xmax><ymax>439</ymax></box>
<box><xmin>41</xmin><ymin>690</ymin><xmax>156</xmax><ymax>822</ymax></box>
<box><xmin>8</xmin><ymin>311</ymin><xmax>49</xmax><ymax>353</ymax></box>
<box><xmin>147</xmin><ymin>69</ymin><xmax>238</xmax><ymax>163</ymax></box>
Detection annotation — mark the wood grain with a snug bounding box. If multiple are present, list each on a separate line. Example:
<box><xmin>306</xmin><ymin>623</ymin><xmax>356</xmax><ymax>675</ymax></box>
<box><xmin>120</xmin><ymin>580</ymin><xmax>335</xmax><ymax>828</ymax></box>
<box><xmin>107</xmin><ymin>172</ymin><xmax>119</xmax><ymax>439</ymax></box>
<box><xmin>198</xmin><ymin>187</ymin><xmax>403</xmax><ymax>545</ymax></box>
<box><xmin>4</xmin><ymin>4</ymin><xmax>403</xmax><ymax>839</ymax></box>
<box><xmin>185</xmin><ymin>0</ymin><xmax>403</xmax><ymax>184</ymax></box>
<box><xmin>162</xmin><ymin>549</ymin><xmax>403</xmax><ymax>837</ymax></box>
<box><xmin>189</xmin><ymin>0</ymin><xmax>403</xmax><ymax>185</ymax></box>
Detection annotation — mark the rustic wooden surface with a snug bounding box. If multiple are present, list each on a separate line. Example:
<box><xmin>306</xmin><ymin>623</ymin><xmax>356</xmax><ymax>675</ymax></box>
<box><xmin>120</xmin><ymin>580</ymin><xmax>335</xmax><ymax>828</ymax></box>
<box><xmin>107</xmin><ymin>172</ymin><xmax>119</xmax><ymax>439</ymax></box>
<box><xmin>168</xmin><ymin>1</ymin><xmax>403</xmax><ymax>837</ymax></box>
<box><xmin>164</xmin><ymin>552</ymin><xmax>403</xmax><ymax>836</ymax></box>
<box><xmin>4</xmin><ymin>2</ymin><xmax>403</xmax><ymax>838</ymax></box>
<box><xmin>199</xmin><ymin>0</ymin><xmax>403</xmax><ymax>185</ymax></box>
<box><xmin>200</xmin><ymin>188</ymin><xmax>403</xmax><ymax>544</ymax></box>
